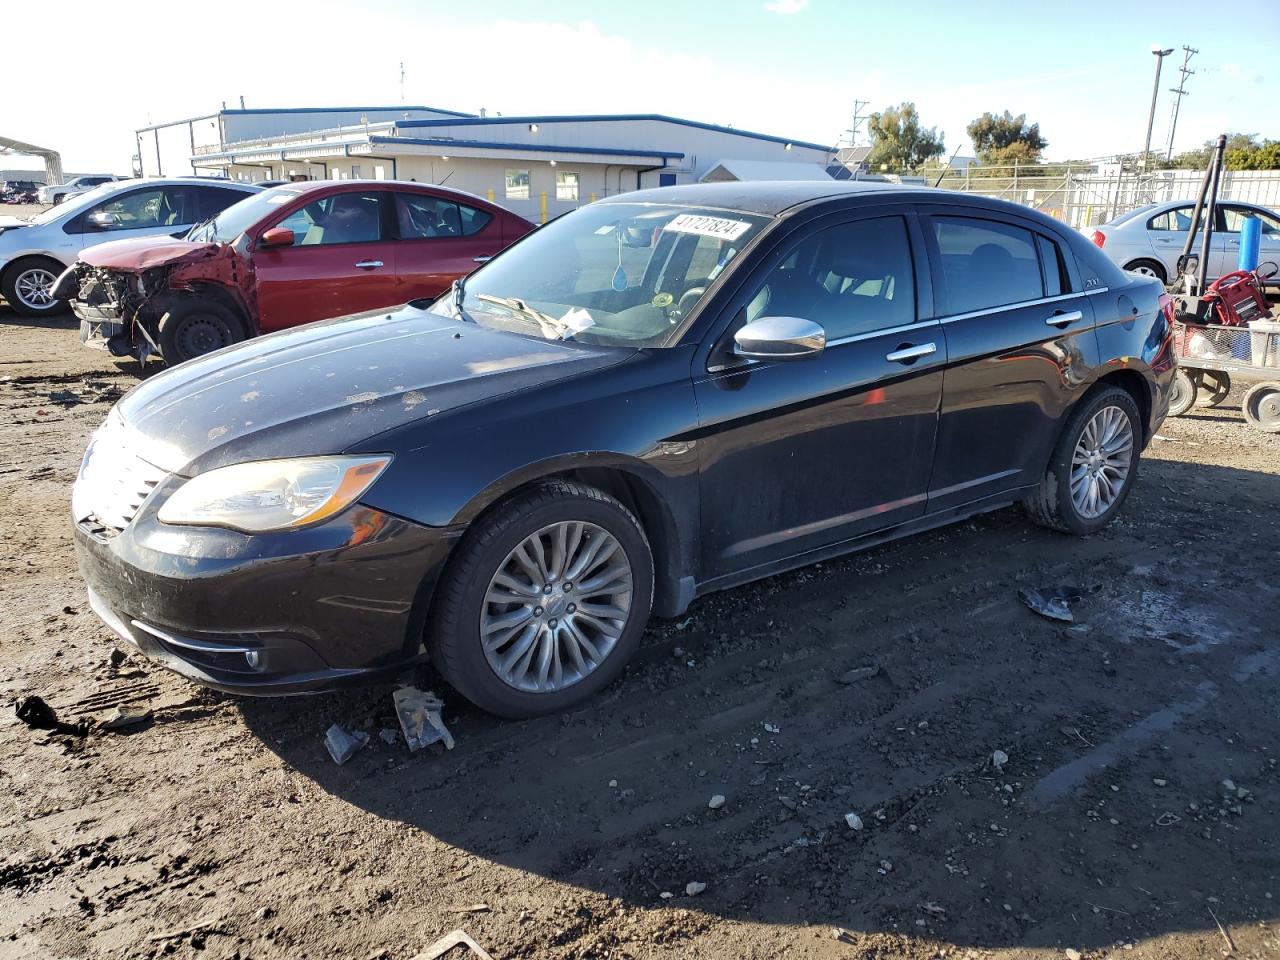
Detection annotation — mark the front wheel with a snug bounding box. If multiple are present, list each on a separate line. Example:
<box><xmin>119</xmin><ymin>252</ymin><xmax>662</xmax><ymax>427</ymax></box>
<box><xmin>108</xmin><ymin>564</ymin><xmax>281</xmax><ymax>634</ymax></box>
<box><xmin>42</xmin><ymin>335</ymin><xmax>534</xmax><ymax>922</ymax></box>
<box><xmin>1024</xmin><ymin>385</ymin><xmax>1142</xmax><ymax>536</ymax></box>
<box><xmin>2</xmin><ymin>258</ymin><xmax>65</xmax><ymax>317</ymax></box>
<box><xmin>429</xmin><ymin>480</ymin><xmax>654</xmax><ymax>718</ymax></box>
<box><xmin>157</xmin><ymin>300</ymin><xmax>246</xmax><ymax>365</ymax></box>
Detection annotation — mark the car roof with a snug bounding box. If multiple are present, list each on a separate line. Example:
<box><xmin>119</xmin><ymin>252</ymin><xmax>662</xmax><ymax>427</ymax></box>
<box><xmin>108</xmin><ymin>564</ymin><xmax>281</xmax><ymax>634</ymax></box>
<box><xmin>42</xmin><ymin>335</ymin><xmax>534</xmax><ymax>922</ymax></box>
<box><xmin>259</xmin><ymin>178</ymin><xmax>503</xmax><ymax>209</ymax></box>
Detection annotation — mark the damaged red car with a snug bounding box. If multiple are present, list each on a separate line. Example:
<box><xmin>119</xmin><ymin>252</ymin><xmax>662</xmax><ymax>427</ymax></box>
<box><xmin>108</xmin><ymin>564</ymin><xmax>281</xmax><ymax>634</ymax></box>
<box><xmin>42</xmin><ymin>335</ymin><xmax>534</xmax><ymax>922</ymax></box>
<box><xmin>60</xmin><ymin>180</ymin><xmax>534</xmax><ymax>364</ymax></box>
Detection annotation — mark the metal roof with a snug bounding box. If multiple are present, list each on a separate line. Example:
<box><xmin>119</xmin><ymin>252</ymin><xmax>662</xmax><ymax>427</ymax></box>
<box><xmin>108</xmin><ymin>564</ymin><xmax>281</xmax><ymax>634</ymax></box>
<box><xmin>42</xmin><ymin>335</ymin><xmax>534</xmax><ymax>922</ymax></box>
<box><xmin>221</xmin><ymin>105</ymin><xmax>475</xmax><ymax>118</ymax></box>
<box><xmin>396</xmin><ymin>114</ymin><xmax>832</xmax><ymax>152</ymax></box>
<box><xmin>370</xmin><ymin>136</ymin><xmax>683</xmax><ymax>160</ymax></box>
<box><xmin>701</xmin><ymin>159</ymin><xmax>834</xmax><ymax>182</ymax></box>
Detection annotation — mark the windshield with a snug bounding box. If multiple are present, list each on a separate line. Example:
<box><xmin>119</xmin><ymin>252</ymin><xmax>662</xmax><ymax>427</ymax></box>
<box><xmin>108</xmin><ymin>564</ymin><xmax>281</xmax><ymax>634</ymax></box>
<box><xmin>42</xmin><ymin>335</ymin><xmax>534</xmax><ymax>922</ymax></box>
<box><xmin>186</xmin><ymin>185</ymin><xmax>306</xmax><ymax>243</ymax></box>
<box><xmin>28</xmin><ymin>182</ymin><xmax>125</xmax><ymax>225</ymax></box>
<box><xmin>429</xmin><ymin>203</ymin><xmax>771</xmax><ymax>347</ymax></box>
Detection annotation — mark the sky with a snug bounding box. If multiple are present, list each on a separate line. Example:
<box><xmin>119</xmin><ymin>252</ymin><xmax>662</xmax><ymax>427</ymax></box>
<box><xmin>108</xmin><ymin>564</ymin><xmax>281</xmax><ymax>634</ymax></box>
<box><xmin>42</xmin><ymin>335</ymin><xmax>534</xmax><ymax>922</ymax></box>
<box><xmin>1</xmin><ymin>0</ymin><xmax>1275</xmax><ymax>173</ymax></box>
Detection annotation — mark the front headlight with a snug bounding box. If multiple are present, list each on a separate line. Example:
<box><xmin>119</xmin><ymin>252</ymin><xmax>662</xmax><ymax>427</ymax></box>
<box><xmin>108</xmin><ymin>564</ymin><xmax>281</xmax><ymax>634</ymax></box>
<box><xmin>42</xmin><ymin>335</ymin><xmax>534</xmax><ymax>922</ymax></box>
<box><xmin>157</xmin><ymin>455</ymin><xmax>391</xmax><ymax>532</ymax></box>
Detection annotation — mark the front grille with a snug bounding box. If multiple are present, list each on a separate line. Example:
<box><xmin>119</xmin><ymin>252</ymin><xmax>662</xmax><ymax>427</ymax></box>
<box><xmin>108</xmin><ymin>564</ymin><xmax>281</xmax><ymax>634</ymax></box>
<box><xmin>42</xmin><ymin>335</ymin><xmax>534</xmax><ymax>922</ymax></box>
<box><xmin>72</xmin><ymin>415</ymin><xmax>168</xmax><ymax>535</ymax></box>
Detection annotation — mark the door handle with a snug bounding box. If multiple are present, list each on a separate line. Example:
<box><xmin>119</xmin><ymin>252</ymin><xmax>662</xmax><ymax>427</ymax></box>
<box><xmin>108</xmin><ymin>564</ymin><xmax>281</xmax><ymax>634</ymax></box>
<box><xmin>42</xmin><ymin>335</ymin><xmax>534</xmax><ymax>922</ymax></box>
<box><xmin>1046</xmin><ymin>309</ymin><xmax>1083</xmax><ymax>328</ymax></box>
<box><xmin>885</xmin><ymin>342</ymin><xmax>936</xmax><ymax>364</ymax></box>
<box><xmin>473</xmin><ymin>256</ymin><xmax>492</xmax><ymax>263</ymax></box>
<box><xmin>354</xmin><ymin>260</ymin><xmax>384</xmax><ymax>269</ymax></box>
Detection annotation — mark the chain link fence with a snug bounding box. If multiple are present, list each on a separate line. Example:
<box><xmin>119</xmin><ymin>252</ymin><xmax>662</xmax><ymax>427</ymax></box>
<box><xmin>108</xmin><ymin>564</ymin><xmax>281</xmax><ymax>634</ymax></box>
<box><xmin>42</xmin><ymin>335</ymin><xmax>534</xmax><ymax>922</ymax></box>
<box><xmin>927</xmin><ymin>164</ymin><xmax>1280</xmax><ymax>231</ymax></box>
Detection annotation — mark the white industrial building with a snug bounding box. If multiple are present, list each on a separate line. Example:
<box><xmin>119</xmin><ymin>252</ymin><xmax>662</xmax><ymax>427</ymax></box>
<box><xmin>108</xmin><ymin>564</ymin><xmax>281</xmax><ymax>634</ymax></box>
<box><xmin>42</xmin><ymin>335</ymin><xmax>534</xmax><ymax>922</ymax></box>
<box><xmin>137</xmin><ymin>106</ymin><xmax>838</xmax><ymax>222</ymax></box>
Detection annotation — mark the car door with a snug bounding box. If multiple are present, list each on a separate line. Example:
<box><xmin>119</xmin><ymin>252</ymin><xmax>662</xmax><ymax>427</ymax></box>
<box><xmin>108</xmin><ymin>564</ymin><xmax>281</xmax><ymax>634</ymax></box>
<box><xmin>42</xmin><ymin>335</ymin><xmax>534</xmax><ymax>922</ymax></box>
<box><xmin>252</xmin><ymin>189</ymin><xmax>399</xmax><ymax>332</ymax></box>
<box><xmin>920</xmin><ymin>208</ymin><xmax>1100</xmax><ymax>513</ymax></box>
<box><xmin>1216</xmin><ymin>205</ymin><xmax>1280</xmax><ymax>276</ymax></box>
<box><xmin>66</xmin><ymin>184</ymin><xmax>196</xmax><ymax>253</ymax></box>
<box><xmin>391</xmin><ymin>191</ymin><xmax>506</xmax><ymax>301</ymax></box>
<box><xmin>692</xmin><ymin>207</ymin><xmax>944</xmax><ymax>582</ymax></box>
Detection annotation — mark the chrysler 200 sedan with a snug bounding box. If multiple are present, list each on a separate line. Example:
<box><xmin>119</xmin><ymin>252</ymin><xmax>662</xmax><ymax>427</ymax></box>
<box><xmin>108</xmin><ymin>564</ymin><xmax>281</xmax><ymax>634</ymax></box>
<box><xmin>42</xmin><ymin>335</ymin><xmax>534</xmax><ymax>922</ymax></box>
<box><xmin>73</xmin><ymin>181</ymin><xmax>1175</xmax><ymax>718</ymax></box>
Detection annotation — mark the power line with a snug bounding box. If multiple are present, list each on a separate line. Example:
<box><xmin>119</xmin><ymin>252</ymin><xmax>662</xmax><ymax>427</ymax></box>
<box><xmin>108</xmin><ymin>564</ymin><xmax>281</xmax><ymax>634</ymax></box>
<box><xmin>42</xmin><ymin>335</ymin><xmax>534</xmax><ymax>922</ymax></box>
<box><xmin>1165</xmin><ymin>46</ymin><xmax>1197</xmax><ymax>160</ymax></box>
<box><xmin>841</xmin><ymin>99</ymin><xmax>870</xmax><ymax>148</ymax></box>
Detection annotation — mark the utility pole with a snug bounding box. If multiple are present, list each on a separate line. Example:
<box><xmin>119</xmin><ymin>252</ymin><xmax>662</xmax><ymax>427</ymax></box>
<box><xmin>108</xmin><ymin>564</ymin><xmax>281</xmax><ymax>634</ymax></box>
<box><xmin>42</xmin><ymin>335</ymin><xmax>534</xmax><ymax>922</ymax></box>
<box><xmin>399</xmin><ymin>62</ymin><xmax>405</xmax><ymax>101</ymax></box>
<box><xmin>1165</xmin><ymin>46</ymin><xmax>1198</xmax><ymax>160</ymax></box>
<box><xmin>843</xmin><ymin>99</ymin><xmax>870</xmax><ymax>148</ymax></box>
<box><xmin>1143</xmin><ymin>46</ymin><xmax>1174</xmax><ymax>170</ymax></box>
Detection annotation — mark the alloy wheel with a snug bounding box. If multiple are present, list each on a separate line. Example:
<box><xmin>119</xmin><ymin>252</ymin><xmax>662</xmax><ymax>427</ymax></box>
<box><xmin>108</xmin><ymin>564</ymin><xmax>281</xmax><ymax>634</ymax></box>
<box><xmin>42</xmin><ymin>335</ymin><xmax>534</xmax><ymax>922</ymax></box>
<box><xmin>14</xmin><ymin>267</ymin><xmax>57</xmax><ymax>310</ymax></box>
<box><xmin>1069</xmin><ymin>404</ymin><xmax>1134</xmax><ymax>519</ymax></box>
<box><xmin>480</xmin><ymin>521</ymin><xmax>634</xmax><ymax>693</ymax></box>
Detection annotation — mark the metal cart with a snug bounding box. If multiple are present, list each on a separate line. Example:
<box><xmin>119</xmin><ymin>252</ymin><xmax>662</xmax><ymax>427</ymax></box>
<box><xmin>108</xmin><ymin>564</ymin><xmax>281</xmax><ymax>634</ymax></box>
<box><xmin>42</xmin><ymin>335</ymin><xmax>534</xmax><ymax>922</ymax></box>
<box><xmin>1170</xmin><ymin>320</ymin><xmax>1280</xmax><ymax>432</ymax></box>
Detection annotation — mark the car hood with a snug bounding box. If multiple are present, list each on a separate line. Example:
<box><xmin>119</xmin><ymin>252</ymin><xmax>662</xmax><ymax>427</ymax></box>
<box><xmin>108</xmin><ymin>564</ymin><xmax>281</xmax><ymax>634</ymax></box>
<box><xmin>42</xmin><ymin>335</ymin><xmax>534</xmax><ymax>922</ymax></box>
<box><xmin>80</xmin><ymin>235</ymin><xmax>219</xmax><ymax>272</ymax></box>
<box><xmin>115</xmin><ymin>304</ymin><xmax>630</xmax><ymax>475</ymax></box>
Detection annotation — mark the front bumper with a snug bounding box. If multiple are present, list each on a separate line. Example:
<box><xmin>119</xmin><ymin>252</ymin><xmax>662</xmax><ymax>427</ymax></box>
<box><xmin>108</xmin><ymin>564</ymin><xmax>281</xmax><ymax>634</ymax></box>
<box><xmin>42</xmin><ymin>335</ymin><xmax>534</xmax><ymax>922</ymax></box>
<box><xmin>74</xmin><ymin>498</ymin><xmax>464</xmax><ymax>695</ymax></box>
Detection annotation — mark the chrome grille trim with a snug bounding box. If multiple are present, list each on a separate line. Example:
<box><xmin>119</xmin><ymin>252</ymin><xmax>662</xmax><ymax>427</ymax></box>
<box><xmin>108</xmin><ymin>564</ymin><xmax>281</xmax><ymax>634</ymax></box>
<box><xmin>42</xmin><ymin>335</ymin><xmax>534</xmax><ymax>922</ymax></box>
<box><xmin>72</xmin><ymin>414</ymin><xmax>169</xmax><ymax>534</ymax></box>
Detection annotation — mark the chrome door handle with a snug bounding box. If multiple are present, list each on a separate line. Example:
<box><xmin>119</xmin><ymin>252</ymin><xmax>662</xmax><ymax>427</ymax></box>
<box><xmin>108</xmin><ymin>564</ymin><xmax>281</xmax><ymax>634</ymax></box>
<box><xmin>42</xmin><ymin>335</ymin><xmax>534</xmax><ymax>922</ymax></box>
<box><xmin>1046</xmin><ymin>310</ymin><xmax>1083</xmax><ymax>328</ymax></box>
<box><xmin>354</xmin><ymin>260</ymin><xmax>384</xmax><ymax>269</ymax></box>
<box><xmin>473</xmin><ymin>256</ymin><xmax>492</xmax><ymax>263</ymax></box>
<box><xmin>885</xmin><ymin>342</ymin><xmax>936</xmax><ymax>363</ymax></box>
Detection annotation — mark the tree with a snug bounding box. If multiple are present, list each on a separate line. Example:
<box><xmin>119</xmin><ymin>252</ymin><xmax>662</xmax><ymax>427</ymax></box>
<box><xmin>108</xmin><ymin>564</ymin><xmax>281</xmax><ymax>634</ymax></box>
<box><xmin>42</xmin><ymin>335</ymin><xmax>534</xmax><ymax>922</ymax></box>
<box><xmin>864</xmin><ymin>102</ymin><xmax>945</xmax><ymax>174</ymax></box>
<box><xmin>966</xmin><ymin>111</ymin><xmax>1047</xmax><ymax>167</ymax></box>
<box><xmin>1170</xmin><ymin>133</ymin><xmax>1279</xmax><ymax>170</ymax></box>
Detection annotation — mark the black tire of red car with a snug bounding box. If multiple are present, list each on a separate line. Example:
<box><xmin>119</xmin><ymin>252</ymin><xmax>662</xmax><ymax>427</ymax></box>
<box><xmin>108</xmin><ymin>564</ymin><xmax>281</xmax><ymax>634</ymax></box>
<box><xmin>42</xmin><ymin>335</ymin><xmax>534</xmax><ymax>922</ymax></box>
<box><xmin>158</xmin><ymin>300</ymin><xmax>247</xmax><ymax>365</ymax></box>
<box><xmin>428</xmin><ymin>480</ymin><xmax>654</xmax><ymax>719</ymax></box>
<box><xmin>2</xmin><ymin>256</ymin><xmax>66</xmax><ymax>317</ymax></box>
<box><xmin>1167</xmin><ymin>368</ymin><xmax>1197</xmax><ymax>417</ymax></box>
<box><xmin>1023</xmin><ymin>384</ymin><xmax>1142</xmax><ymax>536</ymax></box>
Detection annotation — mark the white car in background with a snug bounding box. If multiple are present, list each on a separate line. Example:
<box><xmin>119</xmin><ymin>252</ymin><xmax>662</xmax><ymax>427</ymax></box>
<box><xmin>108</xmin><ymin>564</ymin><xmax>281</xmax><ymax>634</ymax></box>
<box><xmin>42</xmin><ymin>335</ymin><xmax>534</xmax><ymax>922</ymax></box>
<box><xmin>1089</xmin><ymin>199</ymin><xmax>1280</xmax><ymax>283</ymax></box>
<box><xmin>0</xmin><ymin>178</ymin><xmax>261</xmax><ymax>316</ymax></box>
<box><xmin>38</xmin><ymin>175</ymin><xmax>126</xmax><ymax>205</ymax></box>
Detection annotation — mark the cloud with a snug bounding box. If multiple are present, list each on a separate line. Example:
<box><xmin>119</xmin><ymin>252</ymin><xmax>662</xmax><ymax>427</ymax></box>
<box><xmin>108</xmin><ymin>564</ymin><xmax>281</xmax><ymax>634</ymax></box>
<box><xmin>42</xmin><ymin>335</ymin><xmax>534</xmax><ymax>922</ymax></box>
<box><xmin>763</xmin><ymin>0</ymin><xmax>809</xmax><ymax>14</ymax></box>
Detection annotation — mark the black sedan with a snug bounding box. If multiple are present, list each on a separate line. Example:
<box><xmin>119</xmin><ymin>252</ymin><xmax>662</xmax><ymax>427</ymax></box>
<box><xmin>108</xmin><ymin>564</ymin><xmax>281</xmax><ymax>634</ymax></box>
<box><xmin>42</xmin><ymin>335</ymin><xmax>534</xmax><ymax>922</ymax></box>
<box><xmin>73</xmin><ymin>181</ymin><xmax>1175</xmax><ymax>717</ymax></box>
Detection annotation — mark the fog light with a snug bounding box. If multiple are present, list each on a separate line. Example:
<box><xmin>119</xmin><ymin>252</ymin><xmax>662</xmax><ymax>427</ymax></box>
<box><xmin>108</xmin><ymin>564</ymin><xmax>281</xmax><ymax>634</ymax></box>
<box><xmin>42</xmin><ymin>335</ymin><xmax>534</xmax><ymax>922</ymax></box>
<box><xmin>244</xmin><ymin>650</ymin><xmax>262</xmax><ymax>669</ymax></box>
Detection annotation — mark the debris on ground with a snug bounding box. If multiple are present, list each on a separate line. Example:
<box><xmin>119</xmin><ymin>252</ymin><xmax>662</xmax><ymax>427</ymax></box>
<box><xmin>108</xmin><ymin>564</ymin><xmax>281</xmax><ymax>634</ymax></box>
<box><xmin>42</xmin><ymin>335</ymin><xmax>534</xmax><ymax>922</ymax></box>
<box><xmin>14</xmin><ymin>695</ymin><xmax>90</xmax><ymax>736</ymax></box>
<box><xmin>686</xmin><ymin>881</ymin><xmax>706</xmax><ymax>896</ymax></box>
<box><xmin>108</xmin><ymin>648</ymin><xmax>128</xmax><ymax>668</ymax></box>
<box><xmin>835</xmin><ymin>663</ymin><xmax>881</xmax><ymax>684</ymax></box>
<box><xmin>991</xmin><ymin>749</ymin><xmax>1009</xmax><ymax>772</ymax></box>
<box><xmin>379</xmin><ymin>727</ymin><xmax>398</xmax><ymax>745</ymax></box>
<box><xmin>708</xmin><ymin>794</ymin><xmax>725</xmax><ymax>809</ymax></box>
<box><xmin>101</xmin><ymin>705</ymin><xmax>152</xmax><ymax>731</ymax></box>
<box><xmin>324</xmin><ymin>724</ymin><xmax>370</xmax><ymax>765</ymax></box>
<box><xmin>393</xmin><ymin>687</ymin><xmax>455</xmax><ymax>751</ymax></box>
<box><xmin>844</xmin><ymin>812</ymin><xmax>864</xmax><ymax>830</ymax></box>
<box><xmin>413</xmin><ymin>929</ymin><xmax>495</xmax><ymax>960</ymax></box>
<box><xmin>762</xmin><ymin>722</ymin><xmax>780</xmax><ymax>734</ymax></box>
<box><xmin>47</xmin><ymin>389</ymin><xmax>85</xmax><ymax>406</ymax></box>
<box><xmin>446</xmin><ymin>903</ymin><xmax>491</xmax><ymax>915</ymax></box>
<box><xmin>1018</xmin><ymin>585</ymin><xmax>1083</xmax><ymax>622</ymax></box>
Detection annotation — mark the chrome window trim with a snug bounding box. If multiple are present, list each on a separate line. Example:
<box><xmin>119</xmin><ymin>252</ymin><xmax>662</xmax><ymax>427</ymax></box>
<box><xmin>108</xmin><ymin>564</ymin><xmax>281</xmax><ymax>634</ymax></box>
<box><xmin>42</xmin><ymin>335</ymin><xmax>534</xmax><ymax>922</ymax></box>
<box><xmin>825</xmin><ymin>318</ymin><xmax>942</xmax><ymax>348</ymax></box>
<box><xmin>936</xmin><ymin>288</ymin><xmax>1109</xmax><ymax>325</ymax></box>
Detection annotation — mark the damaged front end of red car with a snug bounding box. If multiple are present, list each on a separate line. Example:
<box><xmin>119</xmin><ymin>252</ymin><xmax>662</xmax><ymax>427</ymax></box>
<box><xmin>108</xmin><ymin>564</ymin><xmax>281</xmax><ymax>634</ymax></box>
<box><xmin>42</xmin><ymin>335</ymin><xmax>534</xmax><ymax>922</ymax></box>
<box><xmin>58</xmin><ymin>237</ymin><xmax>256</xmax><ymax>364</ymax></box>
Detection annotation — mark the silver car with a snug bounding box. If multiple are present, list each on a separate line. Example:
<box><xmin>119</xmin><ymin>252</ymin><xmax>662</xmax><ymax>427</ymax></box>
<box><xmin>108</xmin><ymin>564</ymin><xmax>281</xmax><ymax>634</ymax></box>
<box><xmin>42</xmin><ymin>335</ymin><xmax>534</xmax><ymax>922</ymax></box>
<box><xmin>1090</xmin><ymin>199</ymin><xmax>1280</xmax><ymax>283</ymax></box>
<box><xmin>0</xmin><ymin>178</ymin><xmax>260</xmax><ymax>317</ymax></box>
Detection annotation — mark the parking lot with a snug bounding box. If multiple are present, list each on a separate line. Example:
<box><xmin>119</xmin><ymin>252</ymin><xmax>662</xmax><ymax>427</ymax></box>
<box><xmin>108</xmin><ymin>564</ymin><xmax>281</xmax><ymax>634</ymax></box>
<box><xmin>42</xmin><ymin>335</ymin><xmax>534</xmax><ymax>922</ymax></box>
<box><xmin>0</xmin><ymin>305</ymin><xmax>1276</xmax><ymax>959</ymax></box>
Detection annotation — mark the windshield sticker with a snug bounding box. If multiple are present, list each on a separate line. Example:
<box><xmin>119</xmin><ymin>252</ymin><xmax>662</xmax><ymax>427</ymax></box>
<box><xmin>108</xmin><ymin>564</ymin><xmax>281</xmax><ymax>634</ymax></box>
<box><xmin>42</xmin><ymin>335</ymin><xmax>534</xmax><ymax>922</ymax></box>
<box><xmin>559</xmin><ymin>307</ymin><xmax>596</xmax><ymax>333</ymax></box>
<box><xmin>665</xmin><ymin>214</ymin><xmax>752</xmax><ymax>242</ymax></box>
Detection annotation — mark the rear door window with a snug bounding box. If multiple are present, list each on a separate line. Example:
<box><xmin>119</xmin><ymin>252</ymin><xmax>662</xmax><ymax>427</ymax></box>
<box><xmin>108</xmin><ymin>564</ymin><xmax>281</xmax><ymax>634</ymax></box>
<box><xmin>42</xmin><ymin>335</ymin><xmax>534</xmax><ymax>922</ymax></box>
<box><xmin>394</xmin><ymin>192</ymin><xmax>493</xmax><ymax>239</ymax></box>
<box><xmin>1147</xmin><ymin>206</ymin><xmax>1194</xmax><ymax>231</ymax></box>
<box><xmin>932</xmin><ymin>216</ymin><xmax>1043</xmax><ymax>314</ymax></box>
<box><xmin>192</xmin><ymin>186</ymin><xmax>250</xmax><ymax>222</ymax></box>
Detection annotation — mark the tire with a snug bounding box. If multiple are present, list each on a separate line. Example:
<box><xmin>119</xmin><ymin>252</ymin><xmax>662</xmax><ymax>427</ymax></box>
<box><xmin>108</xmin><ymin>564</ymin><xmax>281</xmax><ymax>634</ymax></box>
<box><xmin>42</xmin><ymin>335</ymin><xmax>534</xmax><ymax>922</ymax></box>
<box><xmin>429</xmin><ymin>480</ymin><xmax>654</xmax><ymax>718</ymax></box>
<box><xmin>1167</xmin><ymin>368</ymin><xmax>1197</xmax><ymax>417</ymax></box>
<box><xmin>2</xmin><ymin>257</ymin><xmax>66</xmax><ymax>317</ymax></box>
<box><xmin>157</xmin><ymin>299</ymin><xmax>246</xmax><ymax>365</ymax></box>
<box><xmin>1024</xmin><ymin>385</ymin><xmax>1142</xmax><ymax>536</ymax></box>
<box><xmin>1195</xmin><ymin>370</ymin><xmax>1231</xmax><ymax>407</ymax></box>
<box><xmin>1242</xmin><ymin>381</ymin><xmax>1280</xmax><ymax>433</ymax></box>
<box><xmin>1124</xmin><ymin>258</ymin><xmax>1167</xmax><ymax>283</ymax></box>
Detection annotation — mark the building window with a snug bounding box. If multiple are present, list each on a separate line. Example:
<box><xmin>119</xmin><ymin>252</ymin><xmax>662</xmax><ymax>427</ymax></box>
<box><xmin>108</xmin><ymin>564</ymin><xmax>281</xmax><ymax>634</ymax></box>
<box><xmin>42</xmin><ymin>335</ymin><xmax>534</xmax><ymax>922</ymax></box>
<box><xmin>350</xmin><ymin>164</ymin><xmax>362</xmax><ymax>179</ymax></box>
<box><xmin>659</xmin><ymin>173</ymin><xmax>677</xmax><ymax>187</ymax></box>
<box><xmin>555</xmin><ymin>171</ymin><xmax>580</xmax><ymax>201</ymax></box>
<box><xmin>506</xmin><ymin>169</ymin><xmax>530</xmax><ymax>200</ymax></box>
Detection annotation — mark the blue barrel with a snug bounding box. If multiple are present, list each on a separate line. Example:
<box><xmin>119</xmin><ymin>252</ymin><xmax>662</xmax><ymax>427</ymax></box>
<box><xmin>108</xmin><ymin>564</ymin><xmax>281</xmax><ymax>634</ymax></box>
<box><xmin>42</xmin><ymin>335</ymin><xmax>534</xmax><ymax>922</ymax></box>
<box><xmin>1239</xmin><ymin>216</ymin><xmax>1262</xmax><ymax>271</ymax></box>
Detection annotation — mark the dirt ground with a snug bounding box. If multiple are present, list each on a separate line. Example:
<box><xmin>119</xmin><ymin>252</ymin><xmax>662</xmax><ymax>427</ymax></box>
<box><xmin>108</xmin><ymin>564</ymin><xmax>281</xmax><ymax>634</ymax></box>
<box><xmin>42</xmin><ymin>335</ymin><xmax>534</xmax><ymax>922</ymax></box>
<box><xmin>1</xmin><ymin>306</ymin><xmax>1277</xmax><ymax>960</ymax></box>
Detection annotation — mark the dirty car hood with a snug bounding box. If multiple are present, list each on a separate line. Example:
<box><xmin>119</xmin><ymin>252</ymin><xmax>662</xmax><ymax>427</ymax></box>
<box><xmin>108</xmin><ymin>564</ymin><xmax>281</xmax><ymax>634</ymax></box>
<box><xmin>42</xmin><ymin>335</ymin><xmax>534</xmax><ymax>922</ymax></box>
<box><xmin>114</xmin><ymin>304</ymin><xmax>629</xmax><ymax>475</ymax></box>
<box><xmin>80</xmin><ymin>235</ymin><xmax>220</xmax><ymax>272</ymax></box>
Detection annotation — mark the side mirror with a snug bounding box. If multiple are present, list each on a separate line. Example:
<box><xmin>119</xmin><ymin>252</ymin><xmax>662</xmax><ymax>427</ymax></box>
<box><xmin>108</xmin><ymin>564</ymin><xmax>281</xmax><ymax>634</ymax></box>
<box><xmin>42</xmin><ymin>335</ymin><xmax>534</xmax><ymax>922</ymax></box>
<box><xmin>259</xmin><ymin>226</ymin><xmax>295</xmax><ymax>248</ymax></box>
<box><xmin>733</xmin><ymin>316</ymin><xmax>826</xmax><ymax>361</ymax></box>
<box><xmin>87</xmin><ymin>211</ymin><xmax>119</xmax><ymax>230</ymax></box>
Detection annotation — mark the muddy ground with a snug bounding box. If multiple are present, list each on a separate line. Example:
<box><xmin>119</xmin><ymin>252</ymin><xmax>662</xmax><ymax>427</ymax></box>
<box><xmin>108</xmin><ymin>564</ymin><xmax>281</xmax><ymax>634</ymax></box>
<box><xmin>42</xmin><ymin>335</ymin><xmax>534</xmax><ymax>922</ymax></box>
<box><xmin>1</xmin><ymin>307</ymin><xmax>1277</xmax><ymax>960</ymax></box>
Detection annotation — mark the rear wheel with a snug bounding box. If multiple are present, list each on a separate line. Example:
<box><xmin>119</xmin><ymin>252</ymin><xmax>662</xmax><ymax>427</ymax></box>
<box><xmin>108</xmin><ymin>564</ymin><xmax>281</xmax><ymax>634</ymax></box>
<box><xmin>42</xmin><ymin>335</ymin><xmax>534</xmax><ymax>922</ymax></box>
<box><xmin>1024</xmin><ymin>385</ymin><xmax>1141</xmax><ymax>536</ymax></box>
<box><xmin>158</xmin><ymin>300</ymin><xmax>246</xmax><ymax>365</ymax></box>
<box><xmin>429</xmin><ymin>480</ymin><xmax>654</xmax><ymax>718</ymax></box>
<box><xmin>1195</xmin><ymin>370</ymin><xmax>1231</xmax><ymax>407</ymax></box>
<box><xmin>1242</xmin><ymin>382</ymin><xmax>1280</xmax><ymax>433</ymax></box>
<box><xmin>2</xmin><ymin>257</ymin><xmax>65</xmax><ymax>317</ymax></box>
<box><xmin>1124</xmin><ymin>258</ymin><xmax>1167</xmax><ymax>283</ymax></box>
<box><xmin>1167</xmin><ymin>368</ymin><xmax>1198</xmax><ymax>417</ymax></box>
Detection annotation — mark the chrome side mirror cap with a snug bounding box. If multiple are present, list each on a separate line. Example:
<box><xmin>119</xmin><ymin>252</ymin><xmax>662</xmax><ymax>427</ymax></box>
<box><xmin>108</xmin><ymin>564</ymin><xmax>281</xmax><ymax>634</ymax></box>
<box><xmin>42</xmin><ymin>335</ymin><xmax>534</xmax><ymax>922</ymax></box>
<box><xmin>733</xmin><ymin>316</ymin><xmax>826</xmax><ymax>361</ymax></box>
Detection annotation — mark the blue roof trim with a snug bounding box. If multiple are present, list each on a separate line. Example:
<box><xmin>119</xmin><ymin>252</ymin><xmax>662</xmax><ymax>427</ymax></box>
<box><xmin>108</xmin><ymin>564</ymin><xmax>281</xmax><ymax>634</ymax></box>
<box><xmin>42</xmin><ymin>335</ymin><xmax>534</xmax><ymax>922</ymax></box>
<box><xmin>396</xmin><ymin>114</ymin><xmax>832</xmax><ymax>151</ymax></box>
<box><xmin>370</xmin><ymin>136</ymin><xmax>683</xmax><ymax>159</ymax></box>
<box><xmin>223</xmin><ymin>105</ymin><xmax>476</xmax><ymax>119</ymax></box>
